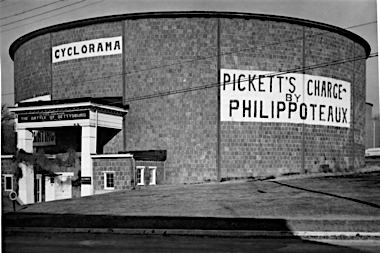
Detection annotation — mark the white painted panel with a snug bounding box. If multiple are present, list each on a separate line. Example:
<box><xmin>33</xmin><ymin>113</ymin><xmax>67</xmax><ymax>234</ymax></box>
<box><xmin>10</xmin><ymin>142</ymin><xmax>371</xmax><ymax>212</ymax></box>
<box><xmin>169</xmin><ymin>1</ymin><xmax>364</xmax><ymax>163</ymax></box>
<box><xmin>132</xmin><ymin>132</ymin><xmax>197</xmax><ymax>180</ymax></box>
<box><xmin>52</xmin><ymin>36</ymin><xmax>122</xmax><ymax>63</ymax></box>
<box><xmin>220</xmin><ymin>69</ymin><xmax>351</xmax><ymax>128</ymax></box>
<box><xmin>45</xmin><ymin>177</ymin><xmax>55</xmax><ymax>202</ymax></box>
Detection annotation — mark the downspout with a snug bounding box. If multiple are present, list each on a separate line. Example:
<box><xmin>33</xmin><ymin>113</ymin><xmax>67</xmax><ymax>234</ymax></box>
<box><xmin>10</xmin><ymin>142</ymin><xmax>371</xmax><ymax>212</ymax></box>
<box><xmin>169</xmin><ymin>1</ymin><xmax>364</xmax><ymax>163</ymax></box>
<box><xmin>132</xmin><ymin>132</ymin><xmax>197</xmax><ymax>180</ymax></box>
<box><xmin>131</xmin><ymin>155</ymin><xmax>136</xmax><ymax>189</ymax></box>
<box><xmin>216</xmin><ymin>18</ymin><xmax>221</xmax><ymax>181</ymax></box>
<box><xmin>95</xmin><ymin>109</ymin><xmax>98</xmax><ymax>153</ymax></box>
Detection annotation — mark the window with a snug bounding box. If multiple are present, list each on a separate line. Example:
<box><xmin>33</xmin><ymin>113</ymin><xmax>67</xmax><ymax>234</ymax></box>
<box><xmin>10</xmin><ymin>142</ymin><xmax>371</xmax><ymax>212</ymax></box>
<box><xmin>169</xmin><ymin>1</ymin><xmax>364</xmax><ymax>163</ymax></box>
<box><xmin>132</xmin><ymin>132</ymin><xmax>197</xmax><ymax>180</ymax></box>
<box><xmin>103</xmin><ymin>172</ymin><xmax>115</xmax><ymax>190</ymax></box>
<box><xmin>4</xmin><ymin>175</ymin><xmax>13</xmax><ymax>191</ymax></box>
<box><xmin>136</xmin><ymin>167</ymin><xmax>144</xmax><ymax>186</ymax></box>
<box><xmin>149</xmin><ymin>167</ymin><xmax>157</xmax><ymax>185</ymax></box>
<box><xmin>36</xmin><ymin>174</ymin><xmax>42</xmax><ymax>203</ymax></box>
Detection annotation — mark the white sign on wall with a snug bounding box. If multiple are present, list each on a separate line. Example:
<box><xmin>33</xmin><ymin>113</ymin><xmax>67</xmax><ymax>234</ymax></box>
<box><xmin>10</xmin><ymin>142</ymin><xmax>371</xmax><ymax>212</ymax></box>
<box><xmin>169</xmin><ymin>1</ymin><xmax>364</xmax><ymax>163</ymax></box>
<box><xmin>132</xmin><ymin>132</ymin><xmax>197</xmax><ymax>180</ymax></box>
<box><xmin>52</xmin><ymin>36</ymin><xmax>122</xmax><ymax>63</ymax></box>
<box><xmin>221</xmin><ymin>69</ymin><xmax>351</xmax><ymax>128</ymax></box>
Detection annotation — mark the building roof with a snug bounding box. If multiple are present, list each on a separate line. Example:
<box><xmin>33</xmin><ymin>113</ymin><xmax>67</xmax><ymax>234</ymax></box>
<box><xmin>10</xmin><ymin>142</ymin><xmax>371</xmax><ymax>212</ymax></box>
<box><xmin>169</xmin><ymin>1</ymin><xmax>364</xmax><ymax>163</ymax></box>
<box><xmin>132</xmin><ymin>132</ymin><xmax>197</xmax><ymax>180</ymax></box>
<box><xmin>16</xmin><ymin>97</ymin><xmax>128</xmax><ymax>110</ymax></box>
<box><xmin>9</xmin><ymin>11</ymin><xmax>371</xmax><ymax>60</ymax></box>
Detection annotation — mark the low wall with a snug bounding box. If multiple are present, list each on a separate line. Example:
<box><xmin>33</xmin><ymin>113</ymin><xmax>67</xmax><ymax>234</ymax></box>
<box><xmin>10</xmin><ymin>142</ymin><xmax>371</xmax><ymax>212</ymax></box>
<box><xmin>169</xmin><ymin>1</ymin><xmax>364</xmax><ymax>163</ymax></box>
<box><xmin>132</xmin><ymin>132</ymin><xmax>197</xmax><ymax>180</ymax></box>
<box><xmin>92</xmin><ymin>154</ymin><xmax>133</xmax><ymax>194</ymax></box>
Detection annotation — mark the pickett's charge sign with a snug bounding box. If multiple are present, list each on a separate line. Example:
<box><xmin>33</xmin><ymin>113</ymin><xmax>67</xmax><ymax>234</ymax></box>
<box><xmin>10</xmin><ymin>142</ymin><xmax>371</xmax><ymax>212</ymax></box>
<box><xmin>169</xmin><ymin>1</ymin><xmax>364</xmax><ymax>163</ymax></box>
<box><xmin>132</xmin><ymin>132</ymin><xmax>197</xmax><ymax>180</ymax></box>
<box><xmin>221</xmin><ymin>69</ymin><xmax>351</xmax><ymax>128</ymax></box>
<box><xmin>52</xmin><ymin>36</ymin><xmax>122</xmax><ymax>63</ymax></box>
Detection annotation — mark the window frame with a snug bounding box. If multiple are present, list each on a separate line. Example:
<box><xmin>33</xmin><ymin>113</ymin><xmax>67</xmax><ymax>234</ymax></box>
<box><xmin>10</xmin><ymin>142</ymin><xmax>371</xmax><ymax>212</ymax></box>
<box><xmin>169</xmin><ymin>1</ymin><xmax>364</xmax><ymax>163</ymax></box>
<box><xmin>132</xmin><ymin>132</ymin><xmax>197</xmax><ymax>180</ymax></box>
<box><xmin>4</xmin><ymin>174</ymin><xmax>13</xmax><ymax>191</ymax></box>
<box><xmin>103</xmin><ymin>171</ymin><xmax>115</xmax><ymax>190</ymax></box>
<box><xmin>148</xmin><ymin>166</ymin><xmax>157</xmax><ymax>185</ymax></box>
<box><xmin>136</xmin><ymin>166</ymin><xmax>145</xmax><ymax>186</ymax></box>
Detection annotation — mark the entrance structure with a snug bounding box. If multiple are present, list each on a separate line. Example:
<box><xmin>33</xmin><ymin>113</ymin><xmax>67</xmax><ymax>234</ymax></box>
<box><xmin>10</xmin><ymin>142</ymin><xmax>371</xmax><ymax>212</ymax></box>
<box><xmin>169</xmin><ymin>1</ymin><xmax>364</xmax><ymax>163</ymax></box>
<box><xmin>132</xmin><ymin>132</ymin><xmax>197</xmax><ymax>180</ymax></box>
<box><xmin>10</xmin><ymin>97</ymin><xmax>128</xmax><ymax>199</ymax></box>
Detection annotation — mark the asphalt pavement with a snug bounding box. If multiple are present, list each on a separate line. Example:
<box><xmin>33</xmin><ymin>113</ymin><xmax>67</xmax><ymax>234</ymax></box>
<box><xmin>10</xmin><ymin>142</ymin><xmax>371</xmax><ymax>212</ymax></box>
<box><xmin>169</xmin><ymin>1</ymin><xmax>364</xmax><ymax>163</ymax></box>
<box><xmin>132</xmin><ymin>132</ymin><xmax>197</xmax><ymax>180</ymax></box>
<box><xmin>2</xmin><ymin>169</ymin><xmax>380</xmax><ymax>252</ymax></box>
<box><xmin>4</xmin><ymin>232</ymin><xmax>380</xmax><ymax>253</ymax></box>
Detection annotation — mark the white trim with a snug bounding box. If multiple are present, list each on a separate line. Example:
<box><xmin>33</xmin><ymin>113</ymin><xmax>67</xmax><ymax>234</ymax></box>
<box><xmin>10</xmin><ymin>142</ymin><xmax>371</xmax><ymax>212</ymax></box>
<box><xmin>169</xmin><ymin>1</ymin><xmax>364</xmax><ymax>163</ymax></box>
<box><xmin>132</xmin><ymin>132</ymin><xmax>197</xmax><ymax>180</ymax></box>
<box><xmin>103</xmin><ymin>171</ymin><xmax>115</xmax><ymax>190</ymax></box>
<box><xmin>1</xmin><ymin>155</ymin><xmax>14</xmax><ymax>159</ymax></box>
<box><xmin>19</xmin><ymin>94</ymin><xmax>51</xmax><ymax>103</ymax></box>
<box><xmin>91</xmin><ymin>154</ymin><xmax>133</xmax><ymax>159</ymax></box>
<box><xmin>3</xmin><ymin>174</ymin><xmax>13</xmax><ymax>191</ymax></box>
<box><xmin>9</xmin><ymin>102</ymin><xmax>128</xmax><ymax>113</ymax></box>
<box><xmin>36</xmin><ymin>174</ymin><xmax>42</xmax><ymax>203</ymax></box>
<box><xmin>148</xmin><ymin>166</ymin><xmax>157</xmax><ymax>185</ymax></box>
<box><xmin>136</xmin><ymin>166</ymin><xmax>145</xmax><ymax>186</ymax></box>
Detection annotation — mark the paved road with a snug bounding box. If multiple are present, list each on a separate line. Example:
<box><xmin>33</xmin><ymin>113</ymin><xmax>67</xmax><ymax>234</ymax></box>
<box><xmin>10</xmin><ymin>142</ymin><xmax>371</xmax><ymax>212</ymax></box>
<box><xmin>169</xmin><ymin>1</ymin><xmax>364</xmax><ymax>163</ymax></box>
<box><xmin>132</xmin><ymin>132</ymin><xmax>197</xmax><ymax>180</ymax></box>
<box><xmin>4</xmin><ymin>232</ymin><xmax>380</xmax><ymax>253</ymax></box>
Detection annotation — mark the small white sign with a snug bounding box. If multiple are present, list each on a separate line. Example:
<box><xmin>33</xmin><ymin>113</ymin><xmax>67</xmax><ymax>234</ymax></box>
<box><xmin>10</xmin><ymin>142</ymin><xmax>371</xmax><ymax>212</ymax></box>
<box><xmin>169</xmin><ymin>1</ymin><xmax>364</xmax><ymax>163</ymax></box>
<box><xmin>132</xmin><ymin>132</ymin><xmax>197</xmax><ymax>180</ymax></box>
<box><xmin>33</xmin><ymin>130</ymin><xmax>56</xmax><ymax>146</ymax></box>
<box><xmin>221</xmin><ymin>69</ymin><xmax>351</xmax><ymax>128</ymax></box>
<box><xmin>52</xmin><ymin>36</ymin><xmax>122</xmax><ymax>63</ymax></box>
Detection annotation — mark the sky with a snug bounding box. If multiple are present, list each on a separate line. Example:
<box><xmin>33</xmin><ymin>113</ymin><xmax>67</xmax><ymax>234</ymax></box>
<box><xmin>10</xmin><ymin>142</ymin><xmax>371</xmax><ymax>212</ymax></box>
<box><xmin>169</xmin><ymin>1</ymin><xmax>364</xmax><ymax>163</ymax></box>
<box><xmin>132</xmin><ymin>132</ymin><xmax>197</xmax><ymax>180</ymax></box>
<box><xmin>0</xmin><ymin>0</ymin><xmax>379</xmax><ymax>116</ymax></box>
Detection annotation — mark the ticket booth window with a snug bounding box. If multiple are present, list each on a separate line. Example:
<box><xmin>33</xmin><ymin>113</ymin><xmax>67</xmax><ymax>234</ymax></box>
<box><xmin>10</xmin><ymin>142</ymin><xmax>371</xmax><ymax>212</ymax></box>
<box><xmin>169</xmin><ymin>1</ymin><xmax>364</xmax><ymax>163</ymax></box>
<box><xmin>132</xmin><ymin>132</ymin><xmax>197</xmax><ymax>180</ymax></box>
<box><xmin>136</xmin><ymin>167</ymin><xmax>144</xmax><ymax>186</ymax></box>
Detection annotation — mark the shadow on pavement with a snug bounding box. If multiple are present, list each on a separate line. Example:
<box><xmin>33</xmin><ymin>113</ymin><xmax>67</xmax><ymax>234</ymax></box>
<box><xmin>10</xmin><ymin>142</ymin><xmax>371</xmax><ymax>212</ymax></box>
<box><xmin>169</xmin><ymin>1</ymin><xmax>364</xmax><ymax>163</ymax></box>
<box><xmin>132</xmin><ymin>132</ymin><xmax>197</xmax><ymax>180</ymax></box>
<box><xmin>271</xmin><ymin>181</ymin><xmax>380</xmax><ymax>209</ymax></box>
<box><xmin>3</xmin><ymin>212</ymin><xmax>368</xmax><ymax>252</ymax></box>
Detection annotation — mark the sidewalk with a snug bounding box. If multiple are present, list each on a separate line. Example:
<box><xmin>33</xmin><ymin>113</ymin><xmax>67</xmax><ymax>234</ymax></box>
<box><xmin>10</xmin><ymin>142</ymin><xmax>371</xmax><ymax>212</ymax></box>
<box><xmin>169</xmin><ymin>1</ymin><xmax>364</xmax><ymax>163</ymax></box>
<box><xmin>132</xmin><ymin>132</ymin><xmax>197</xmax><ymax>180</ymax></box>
<box><xmin>3</xmin><ymin>170</ymin><xmax>380</xmax><ymax>237</ymax></box>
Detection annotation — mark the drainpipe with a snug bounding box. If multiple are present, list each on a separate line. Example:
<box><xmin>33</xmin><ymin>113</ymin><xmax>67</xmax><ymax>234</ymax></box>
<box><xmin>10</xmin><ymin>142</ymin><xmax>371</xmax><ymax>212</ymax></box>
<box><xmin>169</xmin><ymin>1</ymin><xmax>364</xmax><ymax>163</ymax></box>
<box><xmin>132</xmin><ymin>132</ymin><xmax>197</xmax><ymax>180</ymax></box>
<box><xmin>95</xmin><ymin>109</ymin><xmax>98</xmax><ymax>153</ymax></box>
<box><xmin>131</xmin><ymin>155</ymin><xmax>136</xmax><ymax>189</ymax></box>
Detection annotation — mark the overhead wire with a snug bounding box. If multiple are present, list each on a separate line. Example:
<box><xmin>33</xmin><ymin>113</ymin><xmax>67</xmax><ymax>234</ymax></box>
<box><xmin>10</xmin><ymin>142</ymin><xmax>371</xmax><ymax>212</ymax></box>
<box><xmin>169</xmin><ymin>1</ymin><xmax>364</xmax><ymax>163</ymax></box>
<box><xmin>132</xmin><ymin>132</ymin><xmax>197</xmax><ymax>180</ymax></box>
<box><xmin>1</xmin><ymin>20</ymin><xmax>377</xmax><ymax>100</ymax></box>
<box><xmin>1</xmin><ymin>0</ymin><xmax>104</xmax><ymax>32</ymax></box>
<box><xmin>122</xmin><ymin>52</ymin><xmax>378</xmax><ymax>103</ymax></box>
<box><xmin>0</xmin><ymin>0</ymin><xmax>87</xmax><ymax>27</ymax></box>
<box><xmin>58</xmin><ymin>20</ymin><xmax>376</xmax><ymax>85</ymax></box>
<box><xmin>0</xmin><ymin>0</ymin><xmax>65</xmax><ymax>20</ymax></box>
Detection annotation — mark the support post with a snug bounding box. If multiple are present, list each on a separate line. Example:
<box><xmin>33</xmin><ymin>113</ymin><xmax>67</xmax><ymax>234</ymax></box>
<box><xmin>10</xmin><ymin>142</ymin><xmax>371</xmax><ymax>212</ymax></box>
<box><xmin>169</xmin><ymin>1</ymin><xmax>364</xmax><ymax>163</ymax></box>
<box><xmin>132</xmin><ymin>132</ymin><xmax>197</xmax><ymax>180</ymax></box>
<box><xmin>81</xmin><ymin>125</ymin><xmax>97</xmax><ymax>196</ymax></box>
<box><xmin>16</xmin><ymin>129</ymin><xmax>33</xmax><ymax>153</ymax></box>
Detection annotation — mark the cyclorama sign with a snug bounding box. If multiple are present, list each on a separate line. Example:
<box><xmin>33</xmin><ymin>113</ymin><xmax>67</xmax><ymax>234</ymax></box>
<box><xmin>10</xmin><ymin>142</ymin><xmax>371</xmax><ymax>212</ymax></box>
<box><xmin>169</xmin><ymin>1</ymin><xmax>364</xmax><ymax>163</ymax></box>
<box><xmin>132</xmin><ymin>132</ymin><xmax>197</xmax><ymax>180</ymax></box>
<box><xmin>221</xmin><ymin>69</ymin><xmax>351</xmax><ymax>128</ymax></box>
<box><xmin>18</xmin><ymin>110</ymin><xmax>89</xmax><ymax>123</ymax></box>
<box><xmin>52</xmin><ymin>36</ymin><xmax>122</xmax><ymax>63</ymax></box>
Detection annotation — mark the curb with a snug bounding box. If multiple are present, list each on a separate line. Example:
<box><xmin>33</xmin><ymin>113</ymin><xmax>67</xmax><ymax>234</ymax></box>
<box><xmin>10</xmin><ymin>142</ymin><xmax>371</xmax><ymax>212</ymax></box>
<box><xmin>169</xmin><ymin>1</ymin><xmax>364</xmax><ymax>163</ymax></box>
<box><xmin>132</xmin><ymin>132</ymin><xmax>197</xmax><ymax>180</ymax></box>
<box><xmin>6</xmin><ymin>227</ymin><xmax>380</xmax><ymax>239</ymax></box>
<box><xmin>267</xmin><ymin>167</ymin><xmax>380</xmax><ymax>182</ymax></box>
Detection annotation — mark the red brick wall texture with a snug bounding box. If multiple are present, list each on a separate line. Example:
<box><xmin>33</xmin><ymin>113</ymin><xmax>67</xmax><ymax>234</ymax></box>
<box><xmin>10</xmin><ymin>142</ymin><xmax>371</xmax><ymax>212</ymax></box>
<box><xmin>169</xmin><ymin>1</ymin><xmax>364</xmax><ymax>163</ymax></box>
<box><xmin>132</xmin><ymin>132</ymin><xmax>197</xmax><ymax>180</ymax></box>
<box><xmin>12</xmin><ymin>13</ymin><xmax>368</xmax><ymax>184</ymax></box>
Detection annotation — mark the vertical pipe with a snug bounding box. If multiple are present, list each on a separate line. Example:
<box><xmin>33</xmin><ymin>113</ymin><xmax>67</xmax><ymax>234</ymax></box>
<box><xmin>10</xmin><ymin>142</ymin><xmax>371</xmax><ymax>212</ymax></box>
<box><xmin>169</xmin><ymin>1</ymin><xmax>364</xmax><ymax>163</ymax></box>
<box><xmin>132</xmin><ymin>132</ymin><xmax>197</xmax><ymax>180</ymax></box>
<box><xmin>217</xmin><ymin>18</ymin><xmax>221</xmax><ymax>181</ymax></box>
<box><xmin>374</xmin><ymin>120</ymin><xmax>376</xmax><ymax>148</ymax></box>
<box><xmin>50</xmin><ymin>33</ymin><xmax>53</xmax><ymax>100</ymax></box>
<box><xmin>351</xmin><ymin>43</ymin><xmax>356</xmax><ymax>169</ymax></box>
<box><xmin>301</xmin><ymin>27</ymin><xmax>306</xmax><ymax>173</ymax></box>
<box><xmin>122</xmin><ymin>21</ymin><xmax>127</xmax><ymax>151</ymax></box>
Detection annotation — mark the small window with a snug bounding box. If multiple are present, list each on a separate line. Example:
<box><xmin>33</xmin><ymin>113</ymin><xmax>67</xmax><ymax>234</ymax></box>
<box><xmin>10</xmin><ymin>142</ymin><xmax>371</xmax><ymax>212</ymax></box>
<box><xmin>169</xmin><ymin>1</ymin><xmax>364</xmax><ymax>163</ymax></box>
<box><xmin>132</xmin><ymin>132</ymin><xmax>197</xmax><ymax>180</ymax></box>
<box><xmin>136</xmin><ymin>167</ymin><xmax>144</xmax><ymax>186</ymax></box>
<box><xmin>4</xmin><ymin>175</ymin><xmax>13</xmax><ymax>191</ymax></box>
<box><xmin>103</xmin><ymin>172</ymin><xmax>115</xmax><ymax>190</ymax></box>
<box><xmin>149</xmin><ymin>167</ymin><xmax>157</xmax><ymax>185</ymax></box>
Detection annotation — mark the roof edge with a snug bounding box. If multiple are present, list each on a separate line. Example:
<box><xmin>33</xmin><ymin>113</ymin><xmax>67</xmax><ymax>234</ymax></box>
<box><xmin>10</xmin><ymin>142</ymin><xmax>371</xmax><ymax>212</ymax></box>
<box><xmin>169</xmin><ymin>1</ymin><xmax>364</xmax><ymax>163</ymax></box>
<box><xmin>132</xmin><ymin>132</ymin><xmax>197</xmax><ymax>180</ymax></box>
<box><xmin>9</xmin><ymin>11</ymin><xmax>371</xmax><ymax>60</ymax></box>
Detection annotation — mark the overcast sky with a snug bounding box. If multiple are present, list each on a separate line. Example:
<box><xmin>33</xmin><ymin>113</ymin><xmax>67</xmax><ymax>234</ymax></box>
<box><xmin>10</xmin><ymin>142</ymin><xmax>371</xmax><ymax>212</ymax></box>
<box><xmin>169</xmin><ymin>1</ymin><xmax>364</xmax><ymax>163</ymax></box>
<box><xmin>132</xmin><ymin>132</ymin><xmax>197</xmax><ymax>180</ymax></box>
<box><xmin>0</xmin><ymin>0</ymin><xmax>378</xmax><ymax>116</ymax></box>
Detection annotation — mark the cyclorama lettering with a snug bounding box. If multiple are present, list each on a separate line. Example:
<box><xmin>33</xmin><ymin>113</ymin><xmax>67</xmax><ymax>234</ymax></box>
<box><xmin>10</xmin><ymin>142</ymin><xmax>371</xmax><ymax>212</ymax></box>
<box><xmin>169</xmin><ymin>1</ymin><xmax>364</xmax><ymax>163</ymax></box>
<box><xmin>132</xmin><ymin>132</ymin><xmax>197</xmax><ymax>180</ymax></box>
<box><xmin>52</xmin><ymin>36</ymin><xmax>122</xmax><ymax>63</ymax></box>
<box><xmin>220</xmin><ymin>69</ymin><xmax>351</xmax><ymax>128</ymax></box>
<box><xmin>18</xmin><ymin>110</ymin><xmax>89</xmax><ymax>123</ymax></box>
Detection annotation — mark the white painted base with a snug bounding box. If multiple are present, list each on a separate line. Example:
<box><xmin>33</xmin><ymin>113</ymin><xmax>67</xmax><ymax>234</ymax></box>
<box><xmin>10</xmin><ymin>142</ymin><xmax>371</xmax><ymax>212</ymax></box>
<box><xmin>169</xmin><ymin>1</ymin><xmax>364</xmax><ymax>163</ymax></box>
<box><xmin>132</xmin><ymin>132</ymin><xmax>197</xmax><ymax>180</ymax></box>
<box><xmin>18</xmin><ymin>163</ymin><xmax>34</xmax><ymax>204</ymax></box>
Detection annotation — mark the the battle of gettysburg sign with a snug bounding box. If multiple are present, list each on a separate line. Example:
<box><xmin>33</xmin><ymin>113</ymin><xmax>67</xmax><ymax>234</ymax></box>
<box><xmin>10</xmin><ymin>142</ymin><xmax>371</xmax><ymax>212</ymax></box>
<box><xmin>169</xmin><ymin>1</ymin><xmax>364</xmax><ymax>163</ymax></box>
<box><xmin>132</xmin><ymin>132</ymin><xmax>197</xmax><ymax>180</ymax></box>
<box><xmin>221</xmin><ymin>69</ymin><xmax>351</xmax><ymax>128</ymax></box>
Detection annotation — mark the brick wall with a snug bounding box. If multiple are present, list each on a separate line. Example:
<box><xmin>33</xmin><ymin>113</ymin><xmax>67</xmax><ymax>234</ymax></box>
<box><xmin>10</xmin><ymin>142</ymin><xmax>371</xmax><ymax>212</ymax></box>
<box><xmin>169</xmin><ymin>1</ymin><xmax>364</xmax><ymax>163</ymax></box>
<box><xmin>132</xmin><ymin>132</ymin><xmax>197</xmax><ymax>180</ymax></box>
<box><xmin>220</xmin><ymin>20</ymin><xmax>304</xmax><ymax>178</ymax></box>
<box><xmin>304</xmin><ymin>29</ymin><xmax>366</xmax><ymax>171</ymax></box>
<box><xmin>219</xmin><ymin>20</ymin><xmax>367</xmax><ymax>178</ymax></box>
<box><xmin>92</xmin><ymin>157</ymin><xmax>132</xmax><ymax>193</ymax></box>
<box><xmin>1</xmin><ymin>157</ymin><xmax>16</xmax><ymax>196</ymax></box>
<box><xmin>123</xmin><ymin>18</ymin><xmax>218</xmax><ymax>184</ymax></box>
<box><xmin>51</xmin><ymin>22</ymin><xmax>123</xmax><ymax>100</ymax></box>
<box><xmin>12</xmin><ymin>14</ymin><xmax>368</xmax><ymax>184</ymax></box>
<box><xmin>14</xmin><ymin>34</ymin><xmax>51</xmax><ymax>102</ymax></box>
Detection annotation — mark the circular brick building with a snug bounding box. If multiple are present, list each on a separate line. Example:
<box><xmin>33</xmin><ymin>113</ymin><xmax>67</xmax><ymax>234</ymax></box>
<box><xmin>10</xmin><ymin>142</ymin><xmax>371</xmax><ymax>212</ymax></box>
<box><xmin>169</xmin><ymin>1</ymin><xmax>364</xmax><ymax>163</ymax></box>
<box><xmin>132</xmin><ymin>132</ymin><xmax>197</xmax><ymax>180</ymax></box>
<box><xmin>9</xmin><ymin>12</ymin><xmax>370</xmax><ymax>193</ymax></box>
